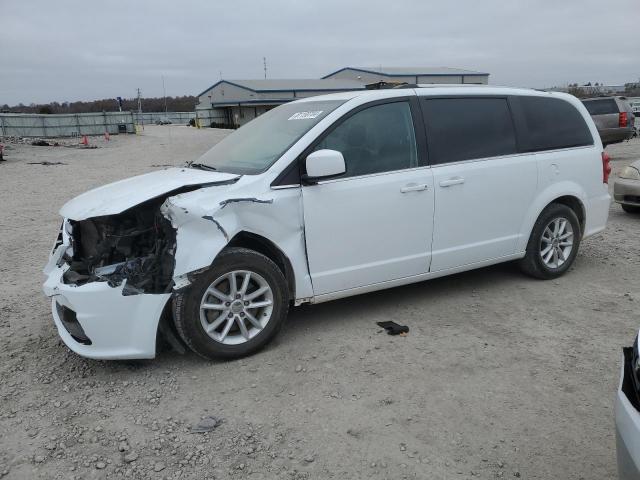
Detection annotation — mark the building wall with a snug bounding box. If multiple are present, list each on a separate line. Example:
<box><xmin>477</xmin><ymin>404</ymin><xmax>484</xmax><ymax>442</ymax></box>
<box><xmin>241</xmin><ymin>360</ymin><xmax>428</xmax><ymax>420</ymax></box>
<box><xmin>199</xmin><ymin>82</ymin><xmax>336</xmax><ymax>108</ymax></box>
<box><xmin>229</xmin><ymin>105</ymin><xmax>278</xmax><ymax>126</ymax></box>
<box><xmin>198</xmin><ymin>82</ymin><xmax>256</xmax><ymax>106</ymax></box>
<box><xmin>203</xmin><ymin>83</ymin><xmax>314</xmax><ymax>103</ymax></box>
<box><xmin>197</xmin><ymin>83</ymin><xmax>358</xmax><ymax>127</ymax></box>
<box><xmin>459</xmin><ymin>75</ymin><xmax>489</xmax><ymax>84</ymax></box>
<box><xmin>194</xmin><ymin>107</ymin><xmax>227</xmax><ymax>126</ymax></box>
<box><xmin>195</xmin><ymin>105</ymin><xmax>276</xmax><ymax>128</ymax></box>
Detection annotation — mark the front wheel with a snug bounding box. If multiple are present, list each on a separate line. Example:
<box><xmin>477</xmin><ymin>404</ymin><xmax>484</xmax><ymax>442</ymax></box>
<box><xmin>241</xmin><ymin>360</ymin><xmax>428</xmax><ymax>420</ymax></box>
<box><xmin>173</xmin><ymin>248</ymin><xmax>289</xmax><ymax>360</ymax></box>
<box><xmin>519</xmin><ymin>203</ymin><xmax>581</xmax><ymax>280</ymax></box>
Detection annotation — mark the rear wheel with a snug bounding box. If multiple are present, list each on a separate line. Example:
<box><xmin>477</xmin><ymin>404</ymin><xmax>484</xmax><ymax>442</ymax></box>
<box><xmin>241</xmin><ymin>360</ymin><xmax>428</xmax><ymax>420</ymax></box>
<box><xmin>622</xmin><ymin>204</ymin><xmax>640</xmax><ymax>214</ymax></box>
<box><xmin>519</xmin><ymin>203</ymin><xmax>581</xmax><ymax>279</ymax></box>
<box><xmin>173</xmin><ymin>248</ymin><xmax>289</xmax><ymax>360</ymax></box>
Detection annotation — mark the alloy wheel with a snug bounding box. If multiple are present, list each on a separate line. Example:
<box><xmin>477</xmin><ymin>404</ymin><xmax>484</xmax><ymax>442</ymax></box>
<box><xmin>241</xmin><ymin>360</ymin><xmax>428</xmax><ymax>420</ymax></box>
<box><xmin>539</xmin><ymin>217</ymin><xmax>574</xmax><ymax>269</ymax></box>
<box><xmin>199</xmin><ymin>270</ymin><xmax>274</xmax><ymax>345</ymax></box>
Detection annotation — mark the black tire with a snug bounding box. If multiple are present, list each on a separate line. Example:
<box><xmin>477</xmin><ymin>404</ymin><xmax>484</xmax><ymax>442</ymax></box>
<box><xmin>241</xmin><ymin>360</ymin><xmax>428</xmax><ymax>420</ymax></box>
<box><xmin>622</xmin><ymin>204</ymin><xmax>640</xmax><ymax>214</ymax></box>
<box><xmin>519</xmin><ymin>203</ymin><xmax>582</xmax><ymax>280</ymax></box>
<box><xmin>173</xmin><ymin>247</ymin><xmax>289</xmax><ymax>360</ymax></box>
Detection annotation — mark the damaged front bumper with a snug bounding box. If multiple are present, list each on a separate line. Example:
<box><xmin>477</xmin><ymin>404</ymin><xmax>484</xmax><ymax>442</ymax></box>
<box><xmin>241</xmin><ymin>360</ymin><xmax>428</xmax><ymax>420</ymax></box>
<box><xmin>43</xmin><ymin>230</ymin><xmax>171</xmax><ymax>360</ymax></box>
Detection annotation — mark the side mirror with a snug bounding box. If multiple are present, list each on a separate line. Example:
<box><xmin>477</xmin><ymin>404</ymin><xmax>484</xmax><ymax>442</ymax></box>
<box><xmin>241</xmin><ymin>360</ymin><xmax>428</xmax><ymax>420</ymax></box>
<box><xmin>303</xmin><ymin>149</ymin><xmax>346</xmax><ymax>184</ymax></box>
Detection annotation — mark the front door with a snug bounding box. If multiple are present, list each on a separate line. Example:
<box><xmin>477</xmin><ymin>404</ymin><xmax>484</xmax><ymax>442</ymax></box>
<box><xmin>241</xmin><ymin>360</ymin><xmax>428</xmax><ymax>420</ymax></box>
<box><xmin>301</xmin><ymin>100</ymin><xmax>435</xmax><ymax>295</ymax></box>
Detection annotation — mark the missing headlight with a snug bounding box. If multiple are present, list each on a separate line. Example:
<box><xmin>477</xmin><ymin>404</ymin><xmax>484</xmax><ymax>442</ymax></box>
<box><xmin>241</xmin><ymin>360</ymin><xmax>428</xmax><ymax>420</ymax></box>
<box><xmin>63</xmin><ymin>197</ymin><xmax>177</xmax><ymax>295</ymax></box>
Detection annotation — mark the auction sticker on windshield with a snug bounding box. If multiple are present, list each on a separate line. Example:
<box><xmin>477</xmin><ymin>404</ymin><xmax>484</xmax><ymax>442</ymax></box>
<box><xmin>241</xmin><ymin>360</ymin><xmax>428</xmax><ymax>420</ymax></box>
<box><xmin>288</xmin><ymin>111</ymin><xmax>323</xmax><ymax>120</ymax></box>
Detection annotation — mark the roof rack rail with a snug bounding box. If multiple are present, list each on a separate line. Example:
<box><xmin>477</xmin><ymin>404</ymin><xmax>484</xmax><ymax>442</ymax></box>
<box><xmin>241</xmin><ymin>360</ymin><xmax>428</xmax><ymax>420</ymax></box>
<box><xmin>393</xmin><ymin>83</ymin><xmax>419</xmax><ymax>89</ymax></box>
<box><xmin>365</xmin><ymin>81</ymin><xmax>416</xmax><ymax>90</ymax></box>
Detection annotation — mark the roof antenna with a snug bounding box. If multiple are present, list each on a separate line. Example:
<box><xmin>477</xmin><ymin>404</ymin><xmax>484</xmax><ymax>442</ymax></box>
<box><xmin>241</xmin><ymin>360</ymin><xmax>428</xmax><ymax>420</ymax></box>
<box><xmin>263</xmin><ymin>57</ymin><xmax>267</xmax><ymax>79</ymax></box>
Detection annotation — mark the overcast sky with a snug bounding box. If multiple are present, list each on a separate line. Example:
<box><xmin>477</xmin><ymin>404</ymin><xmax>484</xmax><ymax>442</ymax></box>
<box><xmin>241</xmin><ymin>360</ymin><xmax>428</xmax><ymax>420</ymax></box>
<box><xmin>1</xmin><ymin>0</ymin><xmax>638</xmax><ymax>105</ymax></box>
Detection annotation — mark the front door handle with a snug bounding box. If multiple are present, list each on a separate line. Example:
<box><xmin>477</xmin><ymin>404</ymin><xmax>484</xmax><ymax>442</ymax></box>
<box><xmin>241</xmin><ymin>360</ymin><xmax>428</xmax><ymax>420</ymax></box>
<box><xmin>439</xmin><ymin>177</ymin><xmax>465</xmax><ymax>187</ymax></box>
<box><xmin>400</xmin><ymin>183</ymin><xmax>429</xmax><ymax>193</ymax></box>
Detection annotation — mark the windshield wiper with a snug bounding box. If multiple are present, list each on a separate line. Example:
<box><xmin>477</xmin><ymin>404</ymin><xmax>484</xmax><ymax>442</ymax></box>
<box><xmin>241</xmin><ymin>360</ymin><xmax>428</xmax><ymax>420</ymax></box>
<box><xmin>188</xmin><ymin>163</ymin><xmax>217</xmax><ymax>171</ymax></box>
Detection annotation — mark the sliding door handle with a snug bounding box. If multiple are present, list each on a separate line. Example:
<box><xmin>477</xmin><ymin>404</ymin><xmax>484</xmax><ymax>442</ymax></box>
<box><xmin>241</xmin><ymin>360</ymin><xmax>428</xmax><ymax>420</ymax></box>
<box><xmin>439</xmin><ymin>177</ymin><xmax>465</xmax><ymax>187</ymax></box>
<box><xmin>400</xmin><ymin>183</ymin><xmax>429</xmax><ymax>193</ymax></box>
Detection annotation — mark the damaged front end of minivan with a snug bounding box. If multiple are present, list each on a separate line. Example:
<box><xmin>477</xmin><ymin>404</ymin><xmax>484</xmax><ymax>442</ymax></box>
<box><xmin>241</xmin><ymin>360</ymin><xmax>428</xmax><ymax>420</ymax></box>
<box><xmin>63</xmin><ymin>197</ymin><xmax>177</xmax><ymax>296</ymax></box>
<box><xmin>42</xmin><ymin>168</ymin><xmax>247</xmax><ymax>359</ymax></box>
<box><xmin>43</xmin><ymin>164</ymin><xmax>311</xmax><ymax>360</ymax></box>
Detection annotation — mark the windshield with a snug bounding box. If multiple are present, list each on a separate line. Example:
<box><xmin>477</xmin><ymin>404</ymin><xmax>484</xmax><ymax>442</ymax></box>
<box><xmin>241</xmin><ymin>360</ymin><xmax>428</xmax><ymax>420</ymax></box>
<box><xmin>194</xmin><ymin>100</ymin><xmax>345</xmax><ymax>174</ymax></box>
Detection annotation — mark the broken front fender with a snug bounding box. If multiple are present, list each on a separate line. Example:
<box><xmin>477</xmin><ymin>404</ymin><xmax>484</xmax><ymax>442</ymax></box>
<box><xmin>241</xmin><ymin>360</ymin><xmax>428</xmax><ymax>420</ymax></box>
<box><xmin>161</xmin><ymin>185</ymin><xmax>313</xmax><ymax>300</ymax></box>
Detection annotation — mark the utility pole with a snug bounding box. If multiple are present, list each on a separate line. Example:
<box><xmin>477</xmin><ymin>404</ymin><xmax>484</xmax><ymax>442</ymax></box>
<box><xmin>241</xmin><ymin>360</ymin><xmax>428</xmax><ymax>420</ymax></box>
<box><xmin>263</xmin><ymin>57</ymin><xmax>267</xmax><ymax>79</ymax></box>
<box><xmin>137</xmin><ymin>88</ymin><xmax>144</xmax><ymax>129</ymax></box>
<box><xmin>162</xmin><ymin>75</ymin><xmax>168</xmax><ymax>113</ymax></box>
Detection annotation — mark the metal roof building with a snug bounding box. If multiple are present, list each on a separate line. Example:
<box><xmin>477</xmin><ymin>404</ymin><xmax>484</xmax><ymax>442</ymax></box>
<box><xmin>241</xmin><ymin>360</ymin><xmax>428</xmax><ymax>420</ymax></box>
<box><xmin>195</xmin><ymin>66</ymin><xmax>489</xmax><ymax>127</ymax></box>
<box><xmin>195</xmin><ymin>78</ymin><xmax>366</xmax><ymax>127</ymax></box>
<box><xmin>323</xmin><ymin>66</ymin><xmax>489</xmax><ymax>85</ymax></box>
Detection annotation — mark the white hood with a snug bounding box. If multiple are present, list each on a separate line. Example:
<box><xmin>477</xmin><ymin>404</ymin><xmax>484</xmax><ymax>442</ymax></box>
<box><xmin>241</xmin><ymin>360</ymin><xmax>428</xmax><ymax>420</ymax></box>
<box><xmin>60</xmin><ymin>167</ymin><xmax>239</xmax><ymax>220</ymax></box>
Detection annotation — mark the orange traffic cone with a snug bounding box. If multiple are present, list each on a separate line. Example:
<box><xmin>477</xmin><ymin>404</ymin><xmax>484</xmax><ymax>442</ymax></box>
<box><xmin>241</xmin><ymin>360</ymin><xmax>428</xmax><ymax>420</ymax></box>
<box><xmin>81</xmin><ymin>135</ymin><xmax>88</xmax><ymax>146</ymax></box>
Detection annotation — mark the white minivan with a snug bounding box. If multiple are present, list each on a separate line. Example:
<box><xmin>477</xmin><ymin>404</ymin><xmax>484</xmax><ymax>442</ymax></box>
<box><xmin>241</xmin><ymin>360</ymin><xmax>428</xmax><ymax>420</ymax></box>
<box><xmin>43</xmin><ymin>86</ymin><xmax>610</xmax><ymax>360</ymax></box>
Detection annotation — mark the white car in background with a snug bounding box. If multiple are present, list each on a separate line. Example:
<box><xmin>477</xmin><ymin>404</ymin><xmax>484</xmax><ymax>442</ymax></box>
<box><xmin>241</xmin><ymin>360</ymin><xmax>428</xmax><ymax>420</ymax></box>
<box><xmin>43</xmin><ymin>86</ymin><xmax>610</xmax><ymax>360</ymax></box>
<box><xmin>629</xmin><ymin>98</ymin><xmax>640</xmax><ymax>117</ymax></box>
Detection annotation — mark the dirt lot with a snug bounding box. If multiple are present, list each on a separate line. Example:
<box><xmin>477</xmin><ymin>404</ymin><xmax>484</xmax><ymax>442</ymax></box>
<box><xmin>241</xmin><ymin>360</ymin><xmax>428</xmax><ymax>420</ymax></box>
<box><xmin>1</xmin><ymin>126</ymin><xmax>639</xmax><ymax>480</ymax></box>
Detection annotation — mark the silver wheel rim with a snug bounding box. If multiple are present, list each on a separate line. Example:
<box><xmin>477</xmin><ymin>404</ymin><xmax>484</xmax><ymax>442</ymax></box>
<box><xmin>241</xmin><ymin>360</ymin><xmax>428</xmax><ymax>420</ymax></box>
<box><xmin>539</xmin><ymin>217</ymin><xmax>574</xmax><ymax>269</ymax></box>
<box><xmin>199</xmin><ymin>270</ymin><xmax>274</xmax><ymax>345</ymax></box>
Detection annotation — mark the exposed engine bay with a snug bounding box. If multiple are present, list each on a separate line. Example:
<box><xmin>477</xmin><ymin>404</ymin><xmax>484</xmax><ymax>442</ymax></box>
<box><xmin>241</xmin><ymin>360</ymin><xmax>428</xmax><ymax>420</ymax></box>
<box><xmin>63</xmin><ymin>197</ymin><xmax>176</xmax><ymax>295</ymax></box>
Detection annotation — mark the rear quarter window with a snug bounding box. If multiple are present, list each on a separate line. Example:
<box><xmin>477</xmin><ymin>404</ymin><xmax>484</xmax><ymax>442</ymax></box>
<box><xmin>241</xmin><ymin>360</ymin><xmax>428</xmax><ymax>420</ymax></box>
<box><xmin>582</xmin><ymin>98</ymin><xmax>618</xmax><ymax>115</ymax></box>
<box><xmin>519</xmin><ymin>96</ymin><xmax>593</xmax><ymax>152</ymax></box>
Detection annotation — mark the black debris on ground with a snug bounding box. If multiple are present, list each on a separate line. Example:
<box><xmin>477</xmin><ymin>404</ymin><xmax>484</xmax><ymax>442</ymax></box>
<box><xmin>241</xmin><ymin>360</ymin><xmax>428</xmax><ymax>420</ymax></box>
<box><xmin>377</xmin><ymin>321</ymin><xmax>409</xmax><ymax>336</ymax></box>
<box><xmin>27</xmin><ymin>161</ymin><xmax>67</xmax><ymax>166</ymax></box>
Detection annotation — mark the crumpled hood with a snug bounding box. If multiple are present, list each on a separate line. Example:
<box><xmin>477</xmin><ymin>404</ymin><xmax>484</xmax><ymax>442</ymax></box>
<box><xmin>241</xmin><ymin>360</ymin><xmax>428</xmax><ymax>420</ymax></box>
<box><xmin>60</xmin><ymin>167</ymin><xmax>239</xmax><ymax>220</ymax></box>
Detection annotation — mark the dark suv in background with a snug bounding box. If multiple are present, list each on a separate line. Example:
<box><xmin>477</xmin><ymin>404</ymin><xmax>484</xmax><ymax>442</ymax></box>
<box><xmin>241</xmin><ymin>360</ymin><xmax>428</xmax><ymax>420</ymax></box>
<box><xmin>582</xmin><ymin>96</ymin><xmax>635</xmax><ymax>146</ymax></box>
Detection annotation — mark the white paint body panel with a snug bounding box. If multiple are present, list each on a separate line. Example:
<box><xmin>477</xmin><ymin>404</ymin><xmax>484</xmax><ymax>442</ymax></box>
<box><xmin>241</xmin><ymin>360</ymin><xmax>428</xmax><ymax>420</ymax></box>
<box><xmin>430</xmin><ymin>154</ymin><xmax>538</xmax><ymax>271</ymax></box>
<box><xmin>42</xmin><ymin>86</ymin><xmax>610</xmax><ymax>359</ymax></box>
<box><xmin>312</xmin><ymin>253</ymin><xmax>524</xmax><ymax>304</ymax></box>
<box><xmin>161</xmin><ymin>177</ymin><xmax>313</xmax><ymax>299</ymax></box>
<box><xmin>43</xmin><ymin>248</ymin><xmax>170</xmax><ymax>359</ymax></box>
<box><xmin>60</xmin><ymin>167</ymin><xmax>238</xmax><ymax>220</ymax></box>
<box><xmin>302</xmin><ymin>168</ymin><xmax>434</xmax><ymax>294</ymax></box>
<box><xmin>305</xmin><ymin>149</ymin><xmax>346</xmax><ymax>178</ymax></box>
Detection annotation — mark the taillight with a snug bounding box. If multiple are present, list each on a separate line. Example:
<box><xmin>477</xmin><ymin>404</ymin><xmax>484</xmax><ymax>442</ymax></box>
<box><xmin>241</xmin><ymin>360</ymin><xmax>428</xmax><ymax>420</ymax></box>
<box><xmin>602</xmin><ymin>152</ymin><xmax>611</xmax><ymax>184</ymax></box>
<box><xmin>620</xmin><ymin>112</ymin><xmax>628</xmax><ymax>128</ymax></box>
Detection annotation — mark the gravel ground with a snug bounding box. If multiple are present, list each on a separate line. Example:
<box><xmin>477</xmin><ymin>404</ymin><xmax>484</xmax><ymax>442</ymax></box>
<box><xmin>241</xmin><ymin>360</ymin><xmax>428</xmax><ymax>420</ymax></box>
<box><xmin>1</xmin><ymin>126</ymin><xmax>639</xmax><ymax>480</ymax></box>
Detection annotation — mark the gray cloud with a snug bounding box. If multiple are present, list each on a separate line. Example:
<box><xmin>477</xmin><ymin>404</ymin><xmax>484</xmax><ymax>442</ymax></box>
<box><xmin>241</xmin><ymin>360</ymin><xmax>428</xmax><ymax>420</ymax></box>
<box><xmin>1</xmin><ymin>0</ymin><xmax>638</xmax><ymax>104</ymax></box>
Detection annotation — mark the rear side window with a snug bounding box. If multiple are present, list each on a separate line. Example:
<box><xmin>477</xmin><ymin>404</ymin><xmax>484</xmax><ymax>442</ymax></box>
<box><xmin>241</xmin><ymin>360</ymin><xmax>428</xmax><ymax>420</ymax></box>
<box><xmin>582</xmin><ymin>98</ymin><xmax>618</xmax><ymax>115</ymax></box>
<box><xmin>519</xmin><ymin>96</ymin><xmax>593</xmax><ymax>151</ymax></box>
<box><xmin>421</xmin><ymin>97</ymin><xmax>517</xmax><ymax>164</ymax></box>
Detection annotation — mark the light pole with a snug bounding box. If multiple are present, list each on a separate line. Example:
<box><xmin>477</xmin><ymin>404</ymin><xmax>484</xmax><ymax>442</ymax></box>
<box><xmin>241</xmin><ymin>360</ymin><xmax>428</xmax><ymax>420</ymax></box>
<box><xmin>162</xmin><ymin>75</ymin><xmax>168</xmax><ymax>114</ymax></box>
